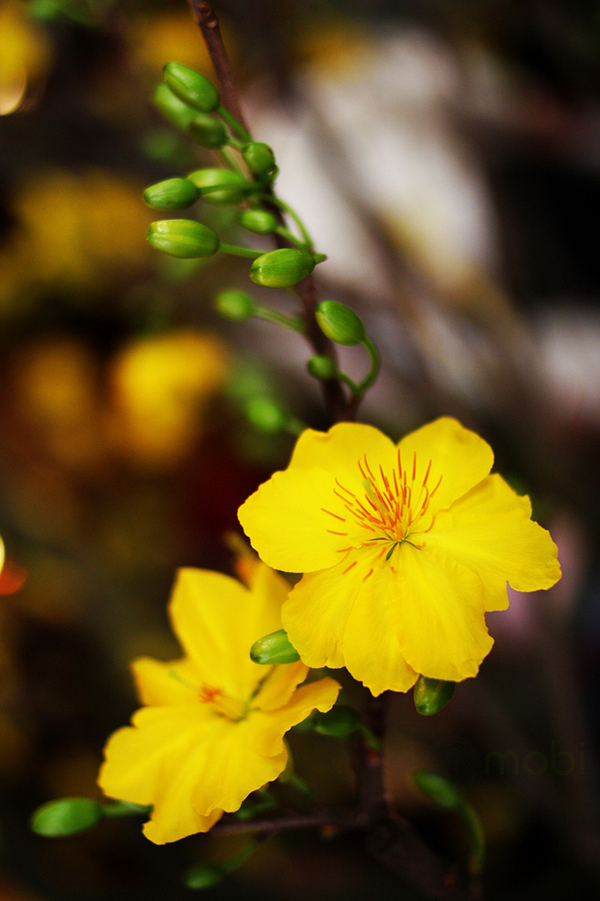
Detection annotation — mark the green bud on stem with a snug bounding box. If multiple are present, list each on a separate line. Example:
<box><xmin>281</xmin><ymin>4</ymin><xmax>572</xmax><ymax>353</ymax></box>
<box><xmin>307</xmin><ymin>355</ymin><xmax>337</xmax><ymax>380</ymax></box>
<box><xmin>143</xmin><ymin>178</ymin><xmax>200</xmax><ymax>210</ymax></box>
<box><xmin>239</xmin><ymin>209</ymin><xmax>278</xmax><ymax>235</ymax></box>
<box><xmin>214</xmin><ymin>290</ymin><xmax>255</xmax><ymax>321</ymax></box>
<box><xmin>187</xmin><ymin>168</ymin><xmax>251</xmax><ymax>205</ymax></box>
<box><xmin>413</xmin><ymin>675</ymin><xmax>455</xmax><ymax>716</ymax></box>
<box><xmin>250</xmin><ymin>629</ymin><xmax>301</xmax><ymax>664</ymax></box>
<box><xmin>163</xmin><ymin>61</ymin><xmax>220</xmax><ymax>113</ymax></box>
<box><xmin>242</xmin><ymin>142</ymin><xmax>277</xmax><ymax>178</ymax></box>
<box><xmin>187</xmin><ymin>113</ymin><xmax>228</xmax><ymax>148</ymax></box>
<box><xmin>147</xmin><ymin>220</ymin><xmax>220</xmax><ymax>258</ymax></box>
<box><xmin>250</xmin><ymin>248</ymin><xmax>315</xmax><ymax>288</ymax></box>
<box><xmin>153</xmin><ymin>83</ymin><xmax>198</xmax><ymax>130</ymax></box>
<box><xmin>315</xmin><ymin>300</ymin><xmax>366</xmax><ymax>346</ymax></box>
<box><xmin>30</xmin><ymin>798</ymin><xmax>105</xmax><ymax>837</ymax></box>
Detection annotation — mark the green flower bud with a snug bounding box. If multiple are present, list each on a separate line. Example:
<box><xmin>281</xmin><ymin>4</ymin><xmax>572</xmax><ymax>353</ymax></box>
<box><xmin>187</xmin><ymin>113</ymin><xmax>228</xmax><ymax>148</ymax></box>
<box><xmin>412</xmin><ymin>770</ymin><xmax>464</xmax><ymax>811</ymax></box>
<box><xmin>30</xmin><ymin>798</ymin><xmax>105</xmax><ymax>837</ymax></box>
<box><xmin>413</xmin><ymin>676</ymin><xmax>455</xmax><ymax>716</ymax></box>
<box><xmin>184</xmin><ymin>864</ymin><xmax>223</xmax><ymax>890</ymax></box>
<box><xmin>153</xmin><ymin>83</ymin><xmax>198</xmax><ymax>130</ymax></box>
<box><xmin>214</xmin><ymin>290</ymin><xmax>255</xmax><ymax>321</ymax></box>
<box><xmin>239</xmin><ymin>209</ymin><xmax>278</xmax><ymax>235</ymax></box>
<box><xmin>246</xmin><ymin>397</ymin><xmax>287</xmax><ymax>434</ymax></box>
<box><xmin>250</xmin><ymin>248</ymin><xmax>315</xmax><ymax>288</ymax></box>
<box><xmin>312</xmin><ymin>705</ymin><xmax>361</xmax><ymax>738</ymax></box>
<box><xmin>147</xmin><ymin>220</ymin><xmax>220</xmax><ymax>258</ymax></box>
<box><xmin>143</xmin><ymin>178</ymin><xmax>200</xmax><ymax>211</ymax></box>
<box><xmin>163</xmin><ymin>61</ymin><xmax>220</xmax><ymax>113</ymax></box>
<box><xmin>187</xmin><ymin>168</ymin><xmax>251</xmax><ymax>205</ymax></box>
<box><xmin>250</xmin><ymin>629</ymin><xmax>301</xmax><ymax>664</ymax></box>
<box><xmin>315</xmin><ymin>300</ymin><xmax>366</xmax><ymax>346</ymax></box>
<box><xmin>242</xmin><ymin>142</ymin><xmax>276</xmax><ymax>178</ymax></box>
<box><xmin>307</xmin><ymin>355</ymin><xmax>337</xmax><ymax>380</ymax></box>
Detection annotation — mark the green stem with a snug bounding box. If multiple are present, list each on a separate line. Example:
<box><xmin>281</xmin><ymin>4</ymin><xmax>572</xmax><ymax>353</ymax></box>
<box><xmin>104</xmin><ymin>801</ymin><xmax>152</xmax><ymax>818</ymax></box>
<box><xmin>274</xmin><ymin>225</ymin><xmax>306</xmax><ymax>249</ymax></box>
<box><xmin>264</xmin><ymin>195</ymin><xmax>314</xmax><ymax>250</ymax></box>
<box><xmin>254</xmin><ymin>305</ymin><xmax>307</xmax><ymax>333</ymax></box>
<box><xmin>219</xmin><ymin>145</ymin><xmax>245</xmax><ymax>175</ymax></box>
<box><xmin>356</xmin><ymin>336</ymin><xmax>380</xmax><ymax>395</ymax></box>
<box><xmin>219</xmin><ymin>242</ymin><xmax>263</xmax><ymax>259</ymax></box>
<box><xmin>217</xmin><ymin>104</ymin><xmax>251</xmax><ymax>143</ymax></box>
<box><xmin>222</xmin><ymin>839</ymin><xmax>261</xmax><ymax>874</ymax></box>
<box><xmin>458</xmin><ymin>801</ymin><xmax>486</xmax><ymax>875</ymax></box>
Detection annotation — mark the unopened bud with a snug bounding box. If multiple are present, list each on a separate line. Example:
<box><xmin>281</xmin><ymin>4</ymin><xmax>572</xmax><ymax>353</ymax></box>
<box><xmin>187</xmin><ymin>113</ymin><xmax>228</xmax><ymax>148</ymax></box>
<box><xmin>153</xmin><ymin>83</ymin><xmax>198</xmax><ymax>130</ymax></box>
<box><xmin>163</xmin><ymin>62</ymin><xmax>220</xmax><ymax>113</ymax></box>
<box><xmin>250</xmin><ymin>629</ymin><xmax>300</xmax><ymax>664</ymax></box>
<box><xmin>413</xmin><ymin>675</ymin><xmax>455</xmax><ymax>716</ymax></box>
<box><xmin>412</xmin><ymin>769</ymin><xmax>464</xmax><ymax>811</ymax></box>
<box><xmin>315</xmin><ymin>300</ymin><xmax>365</xmax><ymax>346</ymax></box>
<box><xmin>214</xmin><ymin>290</ymin><xmax>255</xmax><ymax>321</ymax></box>
<box><xmin>187</xmin><ymin>168</ymin><xmax>251</xmax><ymax>205</ymax></box>
<box><xmin>147</xmin><ymin>220</ymin><xmax>220</xmax><ymax>258</ymax></box>
<box><xmin>250</xmin><ymin>249</ymin><xmax>315</xmax><ymax>288</ymax></box>
<box><xmin>242</xmin><ymin>142</ymin><xmax>277</xmax><ymax>178</ymax></box>
<box><xmin>246</xmin><ymin>397</ymin><xmax>287</xmax><ymax>434</ymax></box>
<box><xmin>30</xmin><ymin>798</ymin><xmax>105</xmax><ymax>837</ymax></box>
<box><xmin>312</xmin><ymin>706</ymin><xmax>361</xmax><ymax>738</ymax></box>
<box><xmin>184</xmin><ymin>864</ymin><xmax>223</xmax><ymax>890</ymax></box>
<box><xmin>143</xmin><ymin>178</ymin><xmax>200</xmax><ymax>210</ymax></box>
<box><xmin>307</xmin><ymin>355</ymin><xmax>337</xmax><ymax>380</ymax></box>
<box><xmin>239</xmin><ymin>209</ymin><xmax>278</xmax><ymax>235</ymax></box>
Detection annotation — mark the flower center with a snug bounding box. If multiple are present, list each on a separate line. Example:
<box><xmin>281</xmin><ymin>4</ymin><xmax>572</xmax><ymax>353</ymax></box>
<box><xmin>323</xmin><ymin>448</ymin><xmax>442</xmax><ymax>554</ymax></box>
<box><xmin>199</xmin><ymin>684</ymin><xmax>247</xmax><ymax>721</ymax></box>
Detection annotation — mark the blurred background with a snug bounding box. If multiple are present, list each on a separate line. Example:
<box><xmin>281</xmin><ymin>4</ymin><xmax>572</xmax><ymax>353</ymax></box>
<box><xmin>1</xmin><ymin>0</ymin><xmax>600</xmax><ymax>898</ymax></box>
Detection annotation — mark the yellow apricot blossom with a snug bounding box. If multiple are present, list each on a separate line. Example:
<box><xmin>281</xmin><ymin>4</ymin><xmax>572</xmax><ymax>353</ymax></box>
<box><xmin>238</xmin><ymin>417</ymin><xmax>561</xmax><ymax>696</ymax></box>
<box><xmin>98</xmin><ymin>562</ymin><xmax>339</xmax><ymax>844</ymax></box>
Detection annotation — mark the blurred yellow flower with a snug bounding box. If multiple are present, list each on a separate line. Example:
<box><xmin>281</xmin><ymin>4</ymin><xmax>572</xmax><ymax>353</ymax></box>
<box><xmin>106</xmin><ymin>329</ymin><xmax>229</xmax><ymax>470</ymax></box>
<box><xmin>98</xmin><ymin>562</ymin><xmax>340</xmax><ymax>843</ymax></box>
<box><xmin>0</xmin><ymin>1</ymin><xmax>51</xmax><ymax>115</ymax></box>
<box><xmin>238</xmin><ymin>418</ymin><xmax>561</xmax><ymax>695</ymax></box>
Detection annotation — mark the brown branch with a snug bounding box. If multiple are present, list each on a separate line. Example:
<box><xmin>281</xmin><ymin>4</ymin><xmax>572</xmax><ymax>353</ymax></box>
<box><xmin>187</xmin><ymin>0</ymin><xmax>249</xmax><ymax>130</ymax></box>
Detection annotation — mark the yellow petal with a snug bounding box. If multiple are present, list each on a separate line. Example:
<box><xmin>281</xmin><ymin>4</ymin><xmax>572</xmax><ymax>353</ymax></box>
<box><xmin>253</xmin><ymin>660</ymin><xmax>309</xmax><ymax>711</ymax></box>
<box><xmin>281</xmin><ymin>557</ymin><xmax>367</xmax><ymax>669</ymax></box>
<box><xmin>340</xmin><ymin>567</ymin><xmax>419</xmax><ymax>695</ymax></box>
<box><xmin>168</xmin><ymin>565</ymin><xmax>285</xmax><ymax>701</ymax></box>
<box><xmin>290</xmin><ymin>423</ymin><xmax>397</xmax><ymax>480</ymax></box>
<box><xmin>398</xmin><ymin>417</ymin><xmax>493</xmax><ymax>513</ymax></box>
<box><xmin>248</xmin><ymin>678</ymin><xmax>341</xmax><ymax>757</ymax></box>
<box><xmin>132</xmin><ymin>656</ymin><xmax>201</xmax><ymax>706</ymax></box>
<box><xmin>388</xmin><ymin>545</ymin><xmax>494</xmax><ymax>681</ymax></box>
<box><xmin>239</xmin><ymin>466</ymin><xmax>345</xmax><ymax>572</ymax></box>
<box><xmin>430</xmin><ymin>474</ymin><xmax>561</xmax><ymax>610</ymax></box>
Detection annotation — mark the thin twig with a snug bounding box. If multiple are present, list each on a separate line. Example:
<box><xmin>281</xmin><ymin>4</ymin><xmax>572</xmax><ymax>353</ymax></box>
<box><xmin>187</xmin><ymin>0</ymin><xmax>248</xmax><ymax>130</ymax></box>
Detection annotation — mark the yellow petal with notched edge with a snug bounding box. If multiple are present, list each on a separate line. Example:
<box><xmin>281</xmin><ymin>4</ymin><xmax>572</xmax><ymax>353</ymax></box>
<box><xmin>289</xmin><ymin>423</ymin><xmax>397</xmax><ymax>482</ymax></box>
<box><xmin>282</xmin><ymin>556</ymin><xmax>369</xmax><ymax>669</ymax></box>
<box><xmin>239</xmin><ymin>466</ymin><xmax>345</xmax><ymax>572</ymax></box>
<box><xmin>398</xmin><ymin>417</ymin><xmax>494</xmax><ymax>514</ymax></box>
<box><xmin>340</xmin><ymin>566</ymin><xmax>419</xmax><ymax>695</ymax></box>
<box><xmin>388</xmin><ymin>545</ymin><xmax>493</xmax><ymax>681</ymax></box>
<box><xmin>132</xmin><ymin>656</ymin><xmax>201</xmax><ymax>706</ymax></box>
<box><xmin>249</xmin><ymin>678</ymin><xmax>341</xmax><ymax>757</ymax></box>
<box><xmin>430</xmin><ymin>474</ymin><xmax>561</xmax><ymax>610</ymax></box>
<box><xmin>168</xmin><ymin>565</ymin><xmax>284</xmax><ymax>701</ymax></box>
<box><xmin>253</xmin><ymin>660</ymin><xmax>309</xmax><ymax>711</ymax></box>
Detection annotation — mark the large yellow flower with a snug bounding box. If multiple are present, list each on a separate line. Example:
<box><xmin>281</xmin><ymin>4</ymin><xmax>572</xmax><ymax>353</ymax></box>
<box><xmin>98</xmin><ymin>563</ymin><xmax>340</xmax><ymax>844</ymax></box>
<box><xmin>238</xmin><ymin>418</ymin><xmax>561</xmax><ymax>696</ymax></box>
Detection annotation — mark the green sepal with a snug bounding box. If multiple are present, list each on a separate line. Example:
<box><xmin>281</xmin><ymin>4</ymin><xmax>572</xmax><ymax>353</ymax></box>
<box><xmin>250</xmin><ymin>629</ymin><xmax>301</xmax><ymax>664</ymax></box>
<box><xmin>214</xmin><ymin>290</ymin><xmax>255</xmax><ymax>321</ymax></box>
<box><xmin>163</xmin><ymin>62</ymin><xmax>220</xmax><ymax>113</ymax></box>
<box><xmin>143</xmin><ymin>178</ymin><xmax>200</xmax><ymax>210</ymax></box>
<box><xmin>147</xmin><ymin>220</ymin><xmax>220</xmax><ymax>258</ymax></box>
<box><xmin>413</xmin><ymin>675</ymin><xmax>455</xmax><ymax>716</ymax></box>
<box><xmin>30</xmin><ymin>798</ymin><xmax>105</xmax><ymax>837</ymax></box>
<box><xmin>250</xmin><ymin>248</ymin><xmax>315</xmax><ymax>288</ymax></box>
<box><xmin>242</xmin><ymin>142</ymin><xmax>277</xmax><ymax>178</ymax></box>
<box><xmin>315</xmin><ymin>300</ymin><xmax>366</xmax><ymax>346</ymax></box>
<box><xmin>239</xmin><ymin>209</ymin><xmax>278</xmax><ymax>235</ymax></box>
<box><xmin>187</xmin><ymin>113</ymin><xmax>228</xmax><ymax>148</ymax></box>
<box><xmin>153</xmin><ymin>83</ymin><xmax>198</xmax><ymax>130</ymax></box>
<box><xmin>187</xmin><ymin>168</ymin><xmax>251</xmax><ymax>205</ymax></box>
